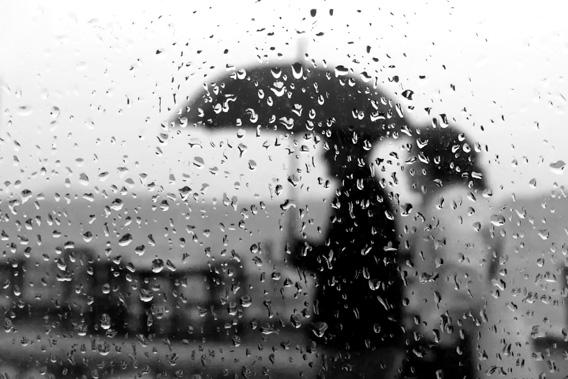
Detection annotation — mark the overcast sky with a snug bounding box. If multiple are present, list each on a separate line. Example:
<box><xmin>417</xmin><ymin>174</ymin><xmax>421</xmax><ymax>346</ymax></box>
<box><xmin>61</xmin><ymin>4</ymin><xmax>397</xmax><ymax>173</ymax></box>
<box><xmin>1</xmin><ymin>0</ymin><xmax>567</xmax><ymax>203</ymax></box>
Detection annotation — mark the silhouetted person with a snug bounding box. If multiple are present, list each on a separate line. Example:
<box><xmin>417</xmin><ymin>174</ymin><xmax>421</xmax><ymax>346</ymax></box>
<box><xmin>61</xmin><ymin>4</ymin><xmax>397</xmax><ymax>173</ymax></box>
<box><xmin>290</xmin><ymin>131</ymin><xmax>404</xmax><ymax>378</ymax></box>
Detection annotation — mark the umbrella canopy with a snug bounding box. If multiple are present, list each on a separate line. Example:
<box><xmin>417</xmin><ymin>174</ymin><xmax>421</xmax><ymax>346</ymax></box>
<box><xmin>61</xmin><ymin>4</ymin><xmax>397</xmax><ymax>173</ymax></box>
<box><xmin>170</xmin><ymin>62</ymin><xmax>410</xmax><ymax>144</ymax></box>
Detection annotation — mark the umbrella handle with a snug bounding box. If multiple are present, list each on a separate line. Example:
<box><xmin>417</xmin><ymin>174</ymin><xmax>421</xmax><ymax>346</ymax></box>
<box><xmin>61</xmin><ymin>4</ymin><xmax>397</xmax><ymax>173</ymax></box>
<box><xmin>286</xmin><ymin>201</ymin><xmax>298</xmax><ymax>244</ymax></box>
<box><xmin>286</xmin><ymin>136</ymin><xmax>300</xmax><ymax>245</ymax></box>
<box><xmin>296</xmin><ymin>38</ymin><xmax>307</xmax><ymax>62</ymax></box>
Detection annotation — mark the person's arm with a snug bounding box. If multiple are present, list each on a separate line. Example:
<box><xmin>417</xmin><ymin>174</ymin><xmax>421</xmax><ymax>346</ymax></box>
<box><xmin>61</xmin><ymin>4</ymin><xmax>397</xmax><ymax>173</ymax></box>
<box><xmin>287</xmin><ymin>237</ymin><xmax>329</xmax><ymax>273</ymax></box>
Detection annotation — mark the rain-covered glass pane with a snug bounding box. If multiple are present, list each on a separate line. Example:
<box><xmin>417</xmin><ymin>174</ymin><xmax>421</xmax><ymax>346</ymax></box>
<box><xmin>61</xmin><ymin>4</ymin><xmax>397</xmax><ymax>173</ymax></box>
<box><xmin>0</xmin><ymin>1</ymin><xmax>566</xmax><ymax>378</ymax></box>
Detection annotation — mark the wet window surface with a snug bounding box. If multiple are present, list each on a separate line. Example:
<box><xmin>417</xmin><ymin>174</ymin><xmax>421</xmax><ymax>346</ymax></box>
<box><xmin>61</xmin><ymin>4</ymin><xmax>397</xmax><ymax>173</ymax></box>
<box><xmin>0</xmin><ymin>2</ymin><xmax>566</xmax><ymax>378</ymax></box>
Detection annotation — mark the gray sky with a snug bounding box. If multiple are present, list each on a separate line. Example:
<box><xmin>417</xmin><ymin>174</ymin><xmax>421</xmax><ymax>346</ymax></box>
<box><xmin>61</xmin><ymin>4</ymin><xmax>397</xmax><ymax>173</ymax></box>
<box><xmin>1</xmin><ymin>0</ymin><xmax>567</xmax><ymax>202</ymax></box>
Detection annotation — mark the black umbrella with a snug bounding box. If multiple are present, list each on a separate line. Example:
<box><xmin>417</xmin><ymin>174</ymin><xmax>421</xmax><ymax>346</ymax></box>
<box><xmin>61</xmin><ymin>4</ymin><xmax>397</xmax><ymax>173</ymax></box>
<box><xmin>169</xmin><ymin>62</ymin><xmax>413</xmax><ymax>242</ymax></box>
<box><xmin>170</xmin><ymin>62</ymin><xmax>410</xmax><ymax>144</ymax></box>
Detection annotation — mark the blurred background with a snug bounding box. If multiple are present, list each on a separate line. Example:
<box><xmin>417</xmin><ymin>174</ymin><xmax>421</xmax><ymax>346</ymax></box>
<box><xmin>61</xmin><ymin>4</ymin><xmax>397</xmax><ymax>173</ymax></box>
<box><xmin>0</xmin><ymin>0</ymin><xmax>567</xmax><ymax>377</ymax></box>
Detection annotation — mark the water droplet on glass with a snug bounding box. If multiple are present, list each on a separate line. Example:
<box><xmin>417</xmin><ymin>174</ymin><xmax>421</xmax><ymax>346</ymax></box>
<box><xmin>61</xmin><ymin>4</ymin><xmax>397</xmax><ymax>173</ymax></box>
<box><xmin>360</xmin><ymin>71</ymin><xmax>372</xmax><ymax>82</ymax></box>
<box><xmin>152</xmin><ymin>258</ymin><xmax>165</xmax><ymax>273</ymax></box>
<box><xmin>550</xmin><ymin>160</ymin><xmax>566</xmax><ymax>175</ymax></box>
<box><xmin>290</xmin><ymin>314</ymin><xmax>302</xmax><ymax>328</ymax></box>
<box><xmin>490</xmin><ymin>214</ymin><xmax>506</xmax><ymax>226</ymax></box>
<box><xmin>291</xmin><ymin>63</ymin><xmax>303</xmax><ymax>79</ymax></box>
<box><xmin>79</xmin><ymin>173</ymin><xmax>89</xmax><ymax>186</ymax></box>
<box><xmin>17</xmin><ymin>106</ymin><xmax>33</xmax><ymax>116</ymax></box>
<box><xmin>135</xmin><ymin>245</ymin><xmax>145</xmax><ymax>256</ymax></box>
<box><xmin>100</xmin><ymin>313</ymin><xmax>111</xmax><ymax>330</ymax></box>
<box><xmin>236</xmin><ymin>68</ymin><xmax>247</xmax><ymax>80</ymax></box>
<box><xmin>50</xmin><ymin>106</ymin><xmax>60</xmax><ymax>120</ymax></box>
<box><xmin>110</xmin><ymin>198</ymin><xmax>123</xmax><ymax>211</ymax></box>
<box><xmin>270</xmin><ymin>67</ymin><xmax>282</xmax><ymax>79</ymax></box>
<box><xmin>334</xmin><ymin>65</ymin><xmax>348</xmax><ymax>76</ymax></box>
<box><xmin>139</xmin><ymin>289</ymin><xmax>154</xmax><ymax>303</ymax></box>
<box><xmin>400</xmin><ymin>203</ymin><xmax>413</xmax><ymax>216</ymax></box>
<box><xmin>118</xmin><ymin>233</ymin><xmax>133</xmax><ymax>246</ymax></box>
<box><xmin>270</xmin><ymin>82</ymin><xmax>286</xmax><ymax>97</ymax></box>
<box><xmin>537</xmin><ymin>229</ymin><xmax>549</xmax><ymax>240</ymax></box>
<box><xmin>402</xmin><ymin>89</ymin><xmax>414</xmax><ymax>100</ymax></box>
<box><xmin>82</xmin><ymin>231</ymin><xmax>93</xmax><ymax>243</ymax></box>
<box><xmin>311</xmin><ymin>321</ymin><xmax>328</xmax><ymax>337</ymax></box>
<box><xmin>280</xmin><ymin>200</ymin><xmax>296</xmax><ymax>211</ymax></box>
<box><xmin>240</xmin><ymin>295</ymin><xmax>252</xmax><ymax>308</ymax></box>
<box><xmin>193</xmin><ymin>156</ymin><xmax>205</xmax><ymax>168</ymax></box>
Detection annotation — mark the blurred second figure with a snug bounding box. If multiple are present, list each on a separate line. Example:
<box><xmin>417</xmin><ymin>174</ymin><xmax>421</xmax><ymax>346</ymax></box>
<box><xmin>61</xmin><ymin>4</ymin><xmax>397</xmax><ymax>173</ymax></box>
<box><xmin>401</xmin><ymin>124</ymin><xmax>536</xmax><ymax>379</ymax></box>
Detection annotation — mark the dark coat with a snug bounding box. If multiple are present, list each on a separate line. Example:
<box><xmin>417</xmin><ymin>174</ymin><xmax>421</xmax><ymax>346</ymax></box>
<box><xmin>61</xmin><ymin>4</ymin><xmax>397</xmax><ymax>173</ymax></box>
<box><xmin>291</xmin><ymin>170</ymin><xmax>403</xmax><ymax>351</ymax></box>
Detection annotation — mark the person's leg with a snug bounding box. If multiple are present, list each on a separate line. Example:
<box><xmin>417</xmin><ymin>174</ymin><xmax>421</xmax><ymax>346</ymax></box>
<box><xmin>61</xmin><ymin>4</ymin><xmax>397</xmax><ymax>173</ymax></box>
<box><xmin>319</xmin><ymin>347</ymin><xmax>404</xmax><ymax>379</ymax></box>
<box><xmin>472</xmin><ymin>300</ymin><xmax>536</xmax><ymax>378</ymax></box>
<box><xmin>401</xmin><ymin>339</ymin><xmax>475</xmax><ymax>379</ymax></box>
<box><xmin>353</xmin><ymin>347</ymin><xmax>405</xmax><ymax>379</ymax></box>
